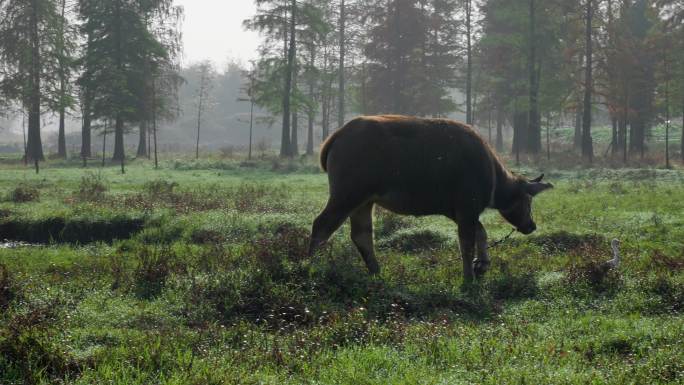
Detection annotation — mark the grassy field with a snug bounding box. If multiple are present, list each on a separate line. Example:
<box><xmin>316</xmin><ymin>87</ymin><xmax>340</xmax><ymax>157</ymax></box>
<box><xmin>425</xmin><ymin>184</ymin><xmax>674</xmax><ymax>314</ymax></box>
<box><xmin>0</xmin><ymin>156</ymin><xmax>683</xmax><ymax>384</ymax></box>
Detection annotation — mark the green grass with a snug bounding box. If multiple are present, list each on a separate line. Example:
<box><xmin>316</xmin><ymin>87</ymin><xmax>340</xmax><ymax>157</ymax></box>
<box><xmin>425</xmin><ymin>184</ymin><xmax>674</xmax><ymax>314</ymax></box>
<box><xmin>1</xmin><ymin>157</ymin><xmax>683</xmax><ymax>384</ymax></box>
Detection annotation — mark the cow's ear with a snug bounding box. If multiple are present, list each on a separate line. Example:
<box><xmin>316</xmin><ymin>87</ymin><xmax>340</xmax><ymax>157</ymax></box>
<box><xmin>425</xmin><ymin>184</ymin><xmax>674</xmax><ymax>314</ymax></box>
<box><xmin>527</xmin><ymin>182</ymin><xmax>553</xmax><ymax>197</ymax></box>
<box><xmin>531</xmin><ymin>174</ymin><xmax>545</xmax><ymax>183</ymax></box>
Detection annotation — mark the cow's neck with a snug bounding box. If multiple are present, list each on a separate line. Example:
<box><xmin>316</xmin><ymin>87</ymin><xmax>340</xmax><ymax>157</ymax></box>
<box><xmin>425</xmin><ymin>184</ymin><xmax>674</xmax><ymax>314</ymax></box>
<box><xmin>489</xmin><ymin>160</ymin><xmax>518</xmax><ymax>210</ymax></box>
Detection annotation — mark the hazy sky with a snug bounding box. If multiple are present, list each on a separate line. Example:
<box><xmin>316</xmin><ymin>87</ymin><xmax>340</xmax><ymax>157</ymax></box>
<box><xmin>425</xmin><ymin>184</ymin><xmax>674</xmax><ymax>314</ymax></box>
<box><xmin>175</xmin><ymin>0</ymin><xmax>262</xmax><ymax>68</ymax></box>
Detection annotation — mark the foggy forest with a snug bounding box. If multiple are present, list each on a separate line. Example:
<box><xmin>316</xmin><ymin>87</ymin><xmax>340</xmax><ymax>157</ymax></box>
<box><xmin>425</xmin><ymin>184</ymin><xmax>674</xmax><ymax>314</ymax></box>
<box><xmin>0</xmin><ymin>0</ymin><xmax>683</xmax><ymax>384</ymax></box>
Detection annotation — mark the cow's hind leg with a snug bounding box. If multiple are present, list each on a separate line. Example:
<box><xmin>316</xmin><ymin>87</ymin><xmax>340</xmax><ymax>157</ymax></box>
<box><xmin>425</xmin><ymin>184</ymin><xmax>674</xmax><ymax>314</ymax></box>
<box><xmin>457</xmin><ymin>220</ymin><xmax>477</xmax><ymax>284</ymax></box>
<box><xmin>308</xmin><ymin>198</ymin><xmax>357</xmax><ymax>257</ymax></box>
<box><xmin>473</xmin><ymin>221</ymin><xmax>490</xmax><ymax>278</ymax></box>
<box><xmin>350</xmin><ymin>202</ymin><xmax>380</xmax><ymax>275</ymax></box>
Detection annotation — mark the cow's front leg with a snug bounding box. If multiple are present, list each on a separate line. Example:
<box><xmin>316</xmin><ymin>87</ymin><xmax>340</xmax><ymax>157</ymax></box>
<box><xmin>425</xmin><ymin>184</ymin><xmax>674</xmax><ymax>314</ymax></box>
<box><xmin>473</xmin><ymin>221</ymin><xmax>490</xmax><ymax>278</ymax></box>
<box><xmin>457</xmin><ymin>222</ymin><xmax>476</xmax><ymax>283</ymax></box>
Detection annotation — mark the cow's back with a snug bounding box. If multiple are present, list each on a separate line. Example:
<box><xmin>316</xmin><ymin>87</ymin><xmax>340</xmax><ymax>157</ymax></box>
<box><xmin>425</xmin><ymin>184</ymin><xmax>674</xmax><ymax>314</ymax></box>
<box><xmin>322</xmin><ymin>115</ymin><xmax>497</xmax><ymax>218</ymax></box>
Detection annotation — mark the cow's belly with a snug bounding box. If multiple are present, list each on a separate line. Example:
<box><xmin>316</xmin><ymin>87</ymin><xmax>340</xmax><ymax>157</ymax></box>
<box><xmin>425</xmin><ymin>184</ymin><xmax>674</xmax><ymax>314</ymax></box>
<box><xmin>374</xmin><ymin>189</ymin><xmax>452</xmax><ymax>217</ymax></box>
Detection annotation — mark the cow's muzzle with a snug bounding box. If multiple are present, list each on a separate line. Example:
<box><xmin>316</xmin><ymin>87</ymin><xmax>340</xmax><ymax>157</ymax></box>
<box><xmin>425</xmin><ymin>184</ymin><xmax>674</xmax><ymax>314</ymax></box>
<box><xmin>518</xmin><ymin>223</ymin><xmax>536</xmax><ymax>235</ymax></box>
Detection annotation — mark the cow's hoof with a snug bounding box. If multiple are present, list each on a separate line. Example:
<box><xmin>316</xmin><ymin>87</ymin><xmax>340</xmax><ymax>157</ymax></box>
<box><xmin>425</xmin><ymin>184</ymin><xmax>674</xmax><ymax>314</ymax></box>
<box><xmin>473</xmin><ymin>259</ymin><xmax>490</xmax><ymax>277</ymax></box>
<box><xmin>367</xmin><ymin>264</ymin><xmax>381</xmax><ymax>276</ymax></box>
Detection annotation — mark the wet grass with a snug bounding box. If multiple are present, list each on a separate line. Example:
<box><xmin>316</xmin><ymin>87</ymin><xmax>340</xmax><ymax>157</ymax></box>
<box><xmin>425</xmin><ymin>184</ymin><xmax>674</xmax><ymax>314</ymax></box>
<box><xmin>0</xmin><ymin>159</ymin><xmax>683</xmax><ymax>384</ymax></box>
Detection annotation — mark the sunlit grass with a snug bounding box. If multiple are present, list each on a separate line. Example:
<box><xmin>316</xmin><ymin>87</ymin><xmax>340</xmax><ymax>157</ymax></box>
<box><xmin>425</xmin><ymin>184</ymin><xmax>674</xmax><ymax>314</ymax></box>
<box><xmin>1</xmin><ymin>160</ymin><xmax>683</xmax><ymax>384</ymax></box>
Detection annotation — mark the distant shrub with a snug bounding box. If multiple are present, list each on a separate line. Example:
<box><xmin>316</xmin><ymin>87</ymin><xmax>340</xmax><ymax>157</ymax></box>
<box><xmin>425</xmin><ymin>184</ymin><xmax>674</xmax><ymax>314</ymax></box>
<box><xmin>608</xmin><ymin>181</ymin><xmax>627</xmax><ymax>195</ymax></box>
<box><xmin>256</xmin><ymin>137</ymin><xmax>271</xmax><ymax>157</ymax></box>
<box><xmin>239</xmin><ymin>160</ymin><xmax>259</xmax><ymax>168</ymax></box>
<box><xmin>271</xmin><ymin>158</ymin><xmax>298</xmax><ymax>173</ymax></box>
<box><xmin>77</xmin><ymin>172</ymin><xmax>107</xmax><ymax>202</ymax></box>
<box><xmin>8</xmin><ymin>183</ymin><xmax>40</xmax><ymax>203</ymax></box>
<box><xmin>269</xmin><ymin>158</ymin><xmax>321</xmax><ymax>174</ymax></box>
<box><xmin>219</xmin><ymin>145</ymin><xmax>237</xmax><ymax>159</ymax></box>
<box><xmin>171</xmin><ymin>159</ymin><xmax>238</xmax><ymax>171</ymax></box>
<box><xmin>143</xmin><ymin>179</ymin><xmax>178</xmax><ymax>197</ymax></box>
<box><xmin>568</xmin><ymin>180</ymin><xmax>595</xmax><ymax>193</ymax></box>
<box><xmin>378</xmin><ymin>228</ymin><xmax>448</xmax><ymax>253</ymax></box>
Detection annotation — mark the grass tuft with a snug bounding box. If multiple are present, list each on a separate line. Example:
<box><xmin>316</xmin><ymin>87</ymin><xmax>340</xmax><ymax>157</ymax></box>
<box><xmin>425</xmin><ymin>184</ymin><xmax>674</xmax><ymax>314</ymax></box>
<box><xmin>0</xmin><ymin>297</ymin><xmax>79</xmax><ymax>384</ymax></box>
<box><xmin>8</xmin><ymin>183</ymin><xmax>40</xmax><ymax>203</ymax></box>
<box><xmin>0</xmin><ymin>264</ymin><xmax>19</xmax><ymax>310</ymax></box>
<box><xmin>75</xmin><ymin>172</ymin><xmax>108</xmax><ymax>202</ymax></box>
<box><xmin>378</xmin><ymin>228</ymin><xmax>449</xmax><ymax>252</ymax></box>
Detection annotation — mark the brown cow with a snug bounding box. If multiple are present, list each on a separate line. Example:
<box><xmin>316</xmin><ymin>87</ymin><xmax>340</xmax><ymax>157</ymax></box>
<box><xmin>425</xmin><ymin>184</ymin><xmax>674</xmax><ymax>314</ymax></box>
<box><xmin>308</xmin><ymin>115</ymin><xmax>553</xmax><ymax>282</ymax></box>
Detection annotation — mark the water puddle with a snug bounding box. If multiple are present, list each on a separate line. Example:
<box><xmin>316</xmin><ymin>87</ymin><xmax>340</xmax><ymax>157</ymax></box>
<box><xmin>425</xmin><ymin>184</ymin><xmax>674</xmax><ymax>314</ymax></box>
<box><xmin>0</xmin><ymin>240</ymin><xmax>41</xmax><ymax>249</ymax></box>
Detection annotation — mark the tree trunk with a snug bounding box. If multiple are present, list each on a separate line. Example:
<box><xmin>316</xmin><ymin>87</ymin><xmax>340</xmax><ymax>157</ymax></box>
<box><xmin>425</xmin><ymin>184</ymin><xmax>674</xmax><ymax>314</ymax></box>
<box><xmin>512</xmin><ymin>106</ymin><xmax>527</xmax><ymax>164</ymax></box>
<box><xmin>321</xmin><ymin>47</ymin><xmax>332</xmax><ymax>140</ymax></box>
<box><xmin>116</xmin><ymin>118</ymin><xmax>125</xmax><ymax>174</ymax></box>
<box><xmin>57</xmin><ymin>0</ymin><xmax>67</xmax><ymax>159</ymax></box>
<box><xmin>488</xmin><ymin>108</ymin><xmax>492</xmax><ymax>143</ymax></box>
<box><xmin>102</xmin><ymin>120</ymin><xmax>107</xmax><ymax>167</ymax></box>
<box><xmin>465</xmin><ymin>0</ymin><xmax>473</xmax><ymax>125</ymax></box>
<box><xmin>196</xmin><ymin>85</ymin><xmax>203</xmax><ymax>159</ymax></box>
<box><xmin>322</xmin><ymin>90</ymin><xmax>329</xmax><ymax>140</ymax></box>
<box><xmin>27</xmin><ymin>0</ymin><xmax>44</xmax><ymax>171</ymax></box>
<box><xmin>291</xmin><ymin>65</ymin><xmax>300</xmax><ymax>156</ymax></box>
<box><xmin>152</xmin><ymin>79</ymin><xmax>158</xmax><ymax>169</ymax></box>
<box><xmin>22</xmin><ymin>113</ymin><xmax>27</xmax><ymax>165</ymax></box>
<box><xmin>360</xmin><ymin>62</ymin><xmax>368</xmax><ymax>115</ymax></box>
<box><xmin>622</xmin><ymin>84</ymin><xmax>629</xmax><ymax>164</ymax></box>
<box><xmin>664</xmin><ymin>48</ymin><xmax>670</xmax><ymax>169</ymax></box>
<box><xmin>527</xmin><ymin>0</ymin><xmax>541</xmax><ymax>154</ymax></box>
<box><xmin>140</xmin><ymin>39</ymin><xmax>150</xmax><ymax>160</ymax></box>
<box><xmin>307</xmin><ymin>111</ymin><xmax>314</xmax><ymax>156</ymax></box>
<box><xmin>81</xmin><ymin>102</ymin><xmax>92</xmax><ymax>159</ymax></box>
<box><xmin>630</xmin><ymin>117</ymin><xmax>645</xmax><ymax>158</ymax></box>
<box><xmin>249</xmin><ymin>100</ymin><xmax>254</xmax><ymax>160</ymax></box>
<box><xmin>610</xmin><ymin>116</ymin><xmax>619</xmax><ymax>156</ymax></box>
<box><xmin>281</xmin><ymin>0</ymin><xmax>296</xmax><ymax>157</ymax></box>
<box><xmin>617</xmin><ymin>117</ymin><xmax>626</xmax><ymax>153</ymax></box>
<box><xmin>112</xmin><ymin>115</ymin><xmax>125</xmax><ymax>161</ymax></box>
<box><xmin>137</xmin><ymin>121</ymin><xmax>148</xmax><ymax>157</ymax></box>
<box><xmin>574</xmin><ymin>106</ymin><xmax>582</xmax><ymax>150</ymax></box>
<box><xmin>58</xmin><ymin>108</ymin><xmax>67</xmax><ymax>158</ymax></box>
<box><xmin>546</xmin><ymin>113</ymin><xmax>551</xmax><ymax>160</ymax></box>
<box><xmin>338</xmin><ymin>0</ymin><xmax>346</xmax><ymax>128</ymax></box>
<box><xmin>307</xmin><ymin>47</ymin><xmax>315</xmax><ymax>156</ymax></box>
<box><xmin>291</xmin><ymin>105</ymin><xmax>299</xmax><ymax>156</ymax></box>
<box><xmin>147</xmin><ymin>122</ymin><xmax>151</xmax><ymax>159</ymax></box>
<box><xmin>112</xmin><ymin>0</ymin><xmax>124</xmax><ymax>164</ymax></box>
<box><xmin>391</xmin><ymin>1</ymin><xmax>401</xmax><ymax>113</ymax></box>
<box><xmin>581</xmin><ymin>0</ymin><xmax>594</xmax><ymax>163</ymax></box>
<box><xmin>496</xmin><ymin>108</ymin><xmax>504</xmax><ymax>152</ymax></box>
<box><xmin>574</xmin><ymin>53</ymin><xmax>584</xmax><ymax>150</ymax></box>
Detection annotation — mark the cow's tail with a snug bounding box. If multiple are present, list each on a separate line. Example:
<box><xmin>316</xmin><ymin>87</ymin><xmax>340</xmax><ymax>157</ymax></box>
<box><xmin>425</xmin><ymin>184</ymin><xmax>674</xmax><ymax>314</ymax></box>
<box><xmin>319</xmin><ymin>128</ymin><xmax>342</xmax><ymax>173</ymax></box>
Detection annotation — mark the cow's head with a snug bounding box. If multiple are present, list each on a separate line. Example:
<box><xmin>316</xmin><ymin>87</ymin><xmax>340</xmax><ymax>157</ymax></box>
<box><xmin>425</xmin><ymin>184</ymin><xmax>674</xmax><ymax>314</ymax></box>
<box><xmin>499</xmin><ymin>174</ymin><xmax>553</xmax><ymax>235</ymax></box>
